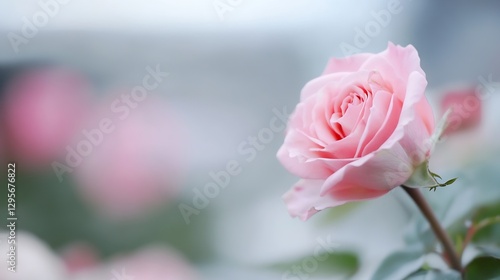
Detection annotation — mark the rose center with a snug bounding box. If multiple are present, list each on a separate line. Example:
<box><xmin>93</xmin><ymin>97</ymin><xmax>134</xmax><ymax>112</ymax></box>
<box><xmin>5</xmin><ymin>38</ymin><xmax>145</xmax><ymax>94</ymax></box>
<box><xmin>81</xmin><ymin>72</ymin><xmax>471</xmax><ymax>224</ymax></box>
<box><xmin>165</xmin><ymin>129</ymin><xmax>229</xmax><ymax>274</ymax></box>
<box><xmin>340</xmin><ymin>87</ymin><xmax>369</xmax><ymax>115</ymax></box>
<box><xmin>329</xmin><ymin>84</ymin><xmax>373</xmax><ymax>140</ymax></box>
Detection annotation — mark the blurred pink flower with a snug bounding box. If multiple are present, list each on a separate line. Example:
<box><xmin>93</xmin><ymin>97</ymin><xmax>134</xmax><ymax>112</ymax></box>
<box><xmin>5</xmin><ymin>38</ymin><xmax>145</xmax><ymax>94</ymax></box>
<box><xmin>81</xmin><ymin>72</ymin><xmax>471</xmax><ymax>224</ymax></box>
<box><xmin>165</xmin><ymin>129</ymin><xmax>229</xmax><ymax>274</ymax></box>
<box><xmin>70</xmin><ymin>246</ymin><xmax>198</xmax><ymax>280</ymax></box>
<box><xmin>2</xmin><ymin>67</ymin><xmax>91</xmax><ymax>167</ymax></box>
<box><xmin>277</xmin><ymin>43</ymin><xmax>436</xmax><ymax>220</ymax></box>
<box><xmin>60</xmin><ymin>243</ymin><xmax>100</xmax><ymax>274</ymax></box>
<box><xmin>440</xmin><ymin>86</ymin><xmax>482</xmax><ymax>135</ymax></box>
<box><xmin>74</xmin><ymin>93</ymin><xmax>186</xmax><ymax>219</ymax></box>
<box><xmin>0</xmin><ymin>124</ymin><xmax>5</xmax><ymax>163</ymax></box>
<box><xmin>430</xmin><ymin>84</ymin><xmax>499</xmax><ymax>171</ymax></box>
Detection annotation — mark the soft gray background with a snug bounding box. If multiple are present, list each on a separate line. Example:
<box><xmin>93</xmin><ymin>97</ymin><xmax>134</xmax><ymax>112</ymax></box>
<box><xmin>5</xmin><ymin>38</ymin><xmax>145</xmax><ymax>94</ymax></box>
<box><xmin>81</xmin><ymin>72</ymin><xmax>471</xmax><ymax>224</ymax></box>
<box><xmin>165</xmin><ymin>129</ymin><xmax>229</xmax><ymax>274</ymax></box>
<box><xmin>1</xmin><ymin>1</ymin><xmax>500</xmax><ymax>279</ymax></box>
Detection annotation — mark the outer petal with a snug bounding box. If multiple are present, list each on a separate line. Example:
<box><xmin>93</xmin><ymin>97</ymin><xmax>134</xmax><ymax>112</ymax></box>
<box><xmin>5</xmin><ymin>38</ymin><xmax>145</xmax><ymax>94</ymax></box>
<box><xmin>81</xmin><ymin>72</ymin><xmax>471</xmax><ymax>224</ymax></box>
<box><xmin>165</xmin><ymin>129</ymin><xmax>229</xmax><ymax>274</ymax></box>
<box><xmin>322</xmin><ymin>53</ymin><xmax>372</xmax><ymax>75</ymax></box>
<box><xmin>322</xmin><ymin>147</ymin><xmax>413</xmax><ymax>195</ymax></box>
<box><xmin>301</xmin><ymin>53</ymin><xmax>374</xmax><ymax>100</ymax></box>
<box><xmin>360</xmin><ymin>43</ymin><xmax>425</xmax><ymax>103</ymax></box>
<box><xmin>390</xmin><ymin>72</ymin><xmax>434</xmax><ymax>160</ymax></box>
<box><xmin>277</xmin><ymin>144</ymin><xmax>332</xmax><ymax>179</ymax></box>
<box><xmin>283</xmin><ymin>179</ymin><xmax>344</xmax><ymax>221</ymax></box>
<box><xmin>300</xmin><ymin>73</ymin><xmax>346</xmax><ymax>100</ymax></box>
<box><xmin>277</xmin><ymin>138</ymin><xmax>353</xmax><ymax>179</ymax></box>
<box><xmin>383</xmin><ymin>43</ymin><xmax>425</xmax><ymax>79</ymax></box>
<box><xmin>283</xmin><ymin>179</ymin><xmax>389</xmax><ymax>221</ymax></box>
<box><xmin>416</xmin><ymin>90</ymin><xmax>435</xmax><ymax>134</ymax></box>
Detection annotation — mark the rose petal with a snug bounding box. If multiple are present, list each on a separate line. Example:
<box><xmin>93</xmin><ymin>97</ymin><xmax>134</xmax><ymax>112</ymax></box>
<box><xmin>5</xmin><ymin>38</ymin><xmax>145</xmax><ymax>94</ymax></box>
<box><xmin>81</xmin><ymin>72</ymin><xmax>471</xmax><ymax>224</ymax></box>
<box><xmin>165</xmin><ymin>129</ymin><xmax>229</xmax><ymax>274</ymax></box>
<box><xmin>277</xmin><ymin>134</ymin><xmax>354</xmax><ymax>179</ymax></box>
<box><xmin>390</xmin><ymin>72</ymin><xmax>434</xmax><ymax>155</ymax></box>
<box><xmin>356</xmin><ymin>90</ymin><xmax>399</xmax><ymax>156</ymax></box>
<box><xmin>322</xmin><ymin>126</ymin><xmax>365</xmax><ymax>159</ymax></box>
<box><xmin>312</xmin><ymin>91</ymin><xmax>342</xmax><ymax>143</ymax></box>
<box><xmin>360</xmin><ymin>43</ymin><xmax>425</xmax><ymax>103</ymax></box>
<box><xmin>277</xmin><ymin>131</ymin><xmax>333</xmax><ymax>179</ymax></box>
<box><xmin>301</xmin><ymin>73</ymin><xmax>346</xmax><ymax>100</ymax></box>
<box><xmin>322</xmin><ymin>147</ymin><xmax>413</xmax><ymax>194</ymax></box>
<box><xmin>337</xmin><ymin>102</ymin><xmax>364</xmax><ymax>135</ymax></box>
<box><xmin>321</xmin><ymin>72</ymin><xmax>433</xmax><ymax>194</ymax></box>
<box><xmin>284</xmin><ymin>178</ymin><xmax>389</xmax><ymax>221</ymax></box>
<box><xmin>322</xmin><ymin>53</ymin><xmax>372</xmax><ymax>75</ymax></box>
<box><xmin>283</xmin><ymin>179</ymin><xmax>344</xmax><ymax>220</ymax></box>
<box><xmin>361</xmin><ymin>94</ymin><xmax>402</xmax><ymax>156</ymax></box>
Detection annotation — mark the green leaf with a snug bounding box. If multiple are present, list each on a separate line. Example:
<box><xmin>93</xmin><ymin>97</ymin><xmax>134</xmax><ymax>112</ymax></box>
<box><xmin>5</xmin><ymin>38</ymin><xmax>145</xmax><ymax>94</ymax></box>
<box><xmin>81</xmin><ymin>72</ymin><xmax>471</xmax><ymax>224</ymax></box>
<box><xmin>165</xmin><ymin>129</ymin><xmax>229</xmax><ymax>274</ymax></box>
<box><xmin>430</xmin><ymin>171</ymin><xmax>443</xmax><ymax>180</ymax></box>
<box><xmin>465</xmin><ymin>218</ymin><xmax>500</xmax><ymax>263</ymax></box>
<box><xmin>443</xmin><ymin>178</ymin><xmax>457</xmax><ymax>186</ymax></box>
<box><xmin>470</xmin><ymin>210</ymin><xmax>500</xmax><ymax>258</ymax></box>
<box><xmin>465</xmin><ymin>257</ymin><xmax>500</xmax><ymax>279</ymax></box>
<box><xmin>403</xmin><ymin>214</ymin><xmax>436</xmax><ymax>251</ymax></box>
<box><xmin>315</xmin><ymin>252</ymin><xmax>359</xmax><ymax>276</ymax></box>
<box><xmin>271</xmin><ymin>251</ymin><xmax>359</xmax><ymax>278</ymax></box>
<box><xmin>462</xmin><ymin>244</ymin><xmax>500</xmax><ymax>267</ymax></box>
<box><xmin>372</xmin><ymin>246</ymin><xmax>426</xmax><ymax>280</ymax></box>
<box><xmin>416</xmin><ymin>167</ymin><xmax>500</xmax><ymax>237</ymax></box>
<box><xmin>462</xmin><ymin>206</ymin><xmax>500</xmax><ymax>272</ymax></box>
<box><xmin>406</xmin><ymin>269</ymin><xmax>461</xmax><ymax>280</ymax></box>
<box><xmin>427</xmin><ymin>176</ymin><xmax>457</xmax><ymax>191</ymax></box>
<box><xmin>476</xmin><ymin>245</ymin><xmax>500</xmax><ymax>259</ymax></box>
<box><xmin>441</xmin><ymin>188</ymin><xmax>476</xmax><ymax>229</ymax></box>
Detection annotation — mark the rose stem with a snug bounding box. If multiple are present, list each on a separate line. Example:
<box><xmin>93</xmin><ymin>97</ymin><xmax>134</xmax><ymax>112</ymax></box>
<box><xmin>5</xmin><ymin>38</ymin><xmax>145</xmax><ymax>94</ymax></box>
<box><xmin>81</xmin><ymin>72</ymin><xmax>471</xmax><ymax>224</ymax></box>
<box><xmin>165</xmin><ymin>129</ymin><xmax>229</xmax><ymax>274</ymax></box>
<box><xmin>401</xmin><ymin>185</ymin><xmax>463</xmax><ymax>272</ymax></box>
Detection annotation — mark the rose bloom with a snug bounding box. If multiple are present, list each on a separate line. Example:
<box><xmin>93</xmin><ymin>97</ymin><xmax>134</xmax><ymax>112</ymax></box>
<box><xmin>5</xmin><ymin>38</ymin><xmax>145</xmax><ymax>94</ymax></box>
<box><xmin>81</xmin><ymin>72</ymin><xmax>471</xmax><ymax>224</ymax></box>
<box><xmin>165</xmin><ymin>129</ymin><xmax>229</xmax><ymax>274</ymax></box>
<box><xmin>277</xmin><ymin>43</ymin><xmax>435</xmax><ymax>220</ymax></box>
<box><xmin>431</xmin><ymin>84</ymin><xmax>500</xmax><ymax>171</ymax></box>
<box><xmin>2</xmin><ymin>67</ymin><xmax>90</xmax><ymax>167</ymax></box>
<box><xmin>440</xmin><ymin>86</ymin><xmax>481</xmax><ymax>135</ymax></box>
<box><xmin>0</xmin><ymin>125</ymin><xmax>5</xmax><ymax>163</ymax></box>
<box><xmin>60</xmin><ymin>242</ymin><xmax>100</xmax><ymax>274</ymax></box>
<box><xmin>74</xmin><ymin>94</ymin><xmax>186</xmax><ymax>219</ymax></box>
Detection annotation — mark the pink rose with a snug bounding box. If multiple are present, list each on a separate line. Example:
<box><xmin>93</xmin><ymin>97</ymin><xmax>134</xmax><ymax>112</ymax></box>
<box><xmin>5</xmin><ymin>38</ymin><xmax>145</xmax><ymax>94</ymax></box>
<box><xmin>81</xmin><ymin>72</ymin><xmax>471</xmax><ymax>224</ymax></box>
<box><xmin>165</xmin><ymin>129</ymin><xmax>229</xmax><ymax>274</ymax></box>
<box><xmin>2</xmin><ymin>67</ymin><xmax>90</xmax><ymax>167</ymax></box>
<box><xmin>440</xmin><ymin>86</ymin><xmax>481</xmax><ymax>135</ymax></box>
<box><xmin>277</xmin><ymin>43</ymin><xmax>435</xmax><ymax>220</ymax></box>
<box><xmin>60</xmin><ymin>243</ymin><xmax>100</xmax><ymax>274</ymax></box>
<box><xmin>0</xmin><ymin>125</ymin><xmax>5</xmax><ymax>163</ymax></box>
<box><xmin>74</xmin><ymin>94</ymin><xmax>186</xmax><ymax>219</ymax></box>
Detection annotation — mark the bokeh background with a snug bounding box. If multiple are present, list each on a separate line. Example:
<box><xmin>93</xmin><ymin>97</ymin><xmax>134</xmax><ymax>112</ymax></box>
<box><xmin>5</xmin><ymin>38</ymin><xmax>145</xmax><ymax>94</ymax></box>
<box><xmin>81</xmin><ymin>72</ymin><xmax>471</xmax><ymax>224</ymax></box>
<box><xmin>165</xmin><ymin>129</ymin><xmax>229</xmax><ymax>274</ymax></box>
<box><xmin>0</xmin><ymin>0</ymin><xmax>499</xmax><ymax>279</ymax></box>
